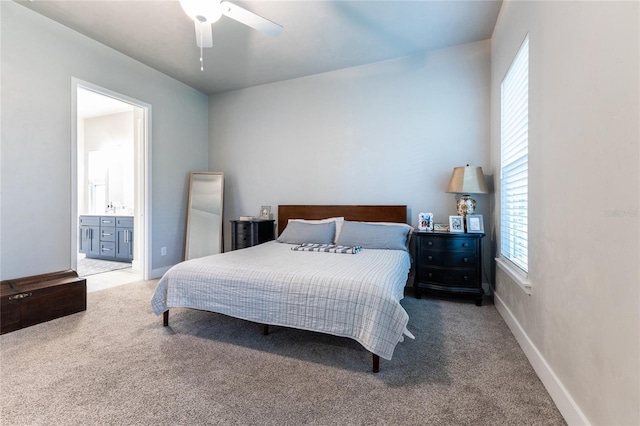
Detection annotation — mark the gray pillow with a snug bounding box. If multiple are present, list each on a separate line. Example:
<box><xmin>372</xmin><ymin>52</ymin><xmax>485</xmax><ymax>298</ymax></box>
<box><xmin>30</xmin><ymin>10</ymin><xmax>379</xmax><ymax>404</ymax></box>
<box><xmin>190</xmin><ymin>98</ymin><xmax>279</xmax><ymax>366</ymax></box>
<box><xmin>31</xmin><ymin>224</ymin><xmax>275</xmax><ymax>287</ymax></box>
<box><xmin>336</xmin><ymin>221</ymin><xmax>412</xmax><ymax>251</ymax></box>
<box><xmin>277</xmin><ymin>220</ymin><xmax>336</xmax><ymax>245</ymax></box>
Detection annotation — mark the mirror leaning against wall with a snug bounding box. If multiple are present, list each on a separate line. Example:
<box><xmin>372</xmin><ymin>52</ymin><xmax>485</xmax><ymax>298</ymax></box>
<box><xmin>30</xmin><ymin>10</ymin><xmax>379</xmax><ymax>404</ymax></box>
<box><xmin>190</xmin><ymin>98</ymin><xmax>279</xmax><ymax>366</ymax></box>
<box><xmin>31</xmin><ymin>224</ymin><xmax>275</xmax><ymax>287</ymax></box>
<box><xmin>184</xmin><ymin>172</ymin><xmax>224</xmax><ymax>260</ymax></box>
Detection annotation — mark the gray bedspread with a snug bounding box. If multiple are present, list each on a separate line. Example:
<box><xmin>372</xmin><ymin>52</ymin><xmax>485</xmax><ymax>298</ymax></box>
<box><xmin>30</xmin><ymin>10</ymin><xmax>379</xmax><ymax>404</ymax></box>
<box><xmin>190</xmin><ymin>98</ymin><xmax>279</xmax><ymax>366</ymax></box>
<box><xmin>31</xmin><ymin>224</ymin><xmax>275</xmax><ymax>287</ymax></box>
<box><xmin>151</xmin><ymin>241</ymin><xmax>412</xmax><ymax>360</ymax></box>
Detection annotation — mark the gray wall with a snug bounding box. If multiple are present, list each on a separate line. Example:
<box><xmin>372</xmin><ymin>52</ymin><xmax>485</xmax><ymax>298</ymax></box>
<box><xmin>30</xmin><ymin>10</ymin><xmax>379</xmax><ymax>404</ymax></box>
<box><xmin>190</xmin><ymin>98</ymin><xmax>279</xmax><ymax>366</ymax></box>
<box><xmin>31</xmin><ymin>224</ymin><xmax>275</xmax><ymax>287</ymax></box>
<box><xmin>490</xmin><ymin>1</ymin><xmax>639</xmax><ymax>425</ymax></box>
<box><xmin>0</xmin><ymin>2</ymin><xmax>209</xmax><ymax>279</ymax></box>
<box><xmin>209</xmin><ymin>40</ymin><xmax>492</xmax><ymax>256</ymax></box>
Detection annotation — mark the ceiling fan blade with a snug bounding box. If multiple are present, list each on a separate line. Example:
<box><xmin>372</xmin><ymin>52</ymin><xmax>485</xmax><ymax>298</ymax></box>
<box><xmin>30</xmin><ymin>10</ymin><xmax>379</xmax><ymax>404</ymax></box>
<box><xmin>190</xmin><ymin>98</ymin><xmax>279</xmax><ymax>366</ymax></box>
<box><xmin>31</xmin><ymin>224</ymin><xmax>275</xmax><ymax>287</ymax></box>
<box><xmin>220</xmin><ymin>1</ymin><xmax>283</xmax><ymax>38</ymax></box>
<box><xmin>193</xmin><ymin>20</ymin><xmax>213</xmax><ymax>48</ymax></box>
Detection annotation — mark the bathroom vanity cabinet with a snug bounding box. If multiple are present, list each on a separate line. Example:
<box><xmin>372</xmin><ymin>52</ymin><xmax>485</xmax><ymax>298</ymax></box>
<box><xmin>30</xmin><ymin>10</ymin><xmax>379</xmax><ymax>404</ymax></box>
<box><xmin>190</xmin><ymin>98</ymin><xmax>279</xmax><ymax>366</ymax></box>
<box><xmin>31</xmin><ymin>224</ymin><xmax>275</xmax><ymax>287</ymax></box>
<box><xmin>79</xmin><ymin>215</ymin><xmax>133</xmax><ymax>262</ymax></box>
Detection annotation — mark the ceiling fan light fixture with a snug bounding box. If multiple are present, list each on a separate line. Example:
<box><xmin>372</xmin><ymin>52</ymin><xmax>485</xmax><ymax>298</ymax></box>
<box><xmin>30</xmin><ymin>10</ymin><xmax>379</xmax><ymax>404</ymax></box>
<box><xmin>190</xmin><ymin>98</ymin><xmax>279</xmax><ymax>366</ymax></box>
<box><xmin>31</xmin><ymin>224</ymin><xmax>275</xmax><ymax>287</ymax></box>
<box><xmin>179</xmin><ymin>0</ymin><xmax>223</xmax><ymax>23</ymax></box>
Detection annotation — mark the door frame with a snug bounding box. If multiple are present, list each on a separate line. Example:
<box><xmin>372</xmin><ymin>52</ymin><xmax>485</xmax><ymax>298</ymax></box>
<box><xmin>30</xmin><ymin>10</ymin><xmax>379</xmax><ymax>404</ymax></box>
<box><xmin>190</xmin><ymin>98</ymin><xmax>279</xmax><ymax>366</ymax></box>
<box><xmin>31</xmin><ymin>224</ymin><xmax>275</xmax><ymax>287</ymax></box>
<box><xmin>71</xmin><ymin>78</ymin><xmax>152</xmax><ymax>280</ymax></box>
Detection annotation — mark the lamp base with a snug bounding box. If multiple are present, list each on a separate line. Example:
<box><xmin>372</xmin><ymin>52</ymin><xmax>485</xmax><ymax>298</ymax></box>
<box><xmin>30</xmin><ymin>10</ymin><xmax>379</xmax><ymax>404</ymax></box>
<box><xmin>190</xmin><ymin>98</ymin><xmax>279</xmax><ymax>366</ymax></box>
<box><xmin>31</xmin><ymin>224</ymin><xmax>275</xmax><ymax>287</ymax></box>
<box><xmin>456</xmin><ymin>195</ymin><xmax>476</xmax><ymax>216</ymax></box>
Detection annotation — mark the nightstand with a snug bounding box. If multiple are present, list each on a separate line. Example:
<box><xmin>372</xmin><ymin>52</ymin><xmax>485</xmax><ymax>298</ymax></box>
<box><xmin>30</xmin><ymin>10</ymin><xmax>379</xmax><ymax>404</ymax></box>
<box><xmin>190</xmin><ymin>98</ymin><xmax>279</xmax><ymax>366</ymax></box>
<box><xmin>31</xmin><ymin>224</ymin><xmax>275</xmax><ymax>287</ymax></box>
<box><xmin>230</xmin><ymin>220</ymin><xmax>275</xmax><ymax>250</ymax></box>
<box><xmin>413</xmin><ymin>231</ymin><xmax>485</xmax><ymax>306</ymax></box>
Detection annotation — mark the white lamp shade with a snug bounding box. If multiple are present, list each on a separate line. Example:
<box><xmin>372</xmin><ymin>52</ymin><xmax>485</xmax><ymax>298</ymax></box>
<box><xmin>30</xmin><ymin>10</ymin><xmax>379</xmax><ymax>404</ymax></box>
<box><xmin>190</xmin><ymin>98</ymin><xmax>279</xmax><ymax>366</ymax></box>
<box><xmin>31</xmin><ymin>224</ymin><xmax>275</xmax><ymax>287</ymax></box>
<box><xmin>446</xmin><ymin>165</ymin><xmax>489</xmax><ymax>194</ymax></box>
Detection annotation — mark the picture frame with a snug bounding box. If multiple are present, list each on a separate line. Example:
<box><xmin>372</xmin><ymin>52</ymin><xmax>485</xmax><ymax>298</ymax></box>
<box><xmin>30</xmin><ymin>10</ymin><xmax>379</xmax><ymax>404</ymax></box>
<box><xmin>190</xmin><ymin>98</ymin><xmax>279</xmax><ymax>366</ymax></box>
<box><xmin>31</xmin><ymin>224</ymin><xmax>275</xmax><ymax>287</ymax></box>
<box><xmin>434</xmin><ymin>223</ymin><xmax>449</xmax><ymax>232</ymax></box>
<box><xmin>418</xmin><ymin>212</ymin><xmax>434</xmax><ymax>231</ymax></box>
<box><xmin>259</xmin><ymin>205</ymin><xmax>271</xmax><ymax>220</ymax></box>
<box><xmin>466</xmin><ymin>214</ymin><xmax>484</xmax><ymax>233</ymax></box>
<box><xmin>449</xmin><ymin>215</ymin><xmax>464</xmax><ymax>233</ymax></box>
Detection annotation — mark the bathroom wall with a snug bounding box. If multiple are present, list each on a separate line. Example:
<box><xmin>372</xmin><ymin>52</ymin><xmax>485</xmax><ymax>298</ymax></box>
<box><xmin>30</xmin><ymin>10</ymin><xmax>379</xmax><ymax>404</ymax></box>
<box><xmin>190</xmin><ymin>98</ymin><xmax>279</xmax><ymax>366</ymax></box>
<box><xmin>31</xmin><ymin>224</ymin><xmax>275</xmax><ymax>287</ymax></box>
<box><xmin>81</xmin><ymin>111</ymin><xmax>135</xmax><ymax>215</ymax></box>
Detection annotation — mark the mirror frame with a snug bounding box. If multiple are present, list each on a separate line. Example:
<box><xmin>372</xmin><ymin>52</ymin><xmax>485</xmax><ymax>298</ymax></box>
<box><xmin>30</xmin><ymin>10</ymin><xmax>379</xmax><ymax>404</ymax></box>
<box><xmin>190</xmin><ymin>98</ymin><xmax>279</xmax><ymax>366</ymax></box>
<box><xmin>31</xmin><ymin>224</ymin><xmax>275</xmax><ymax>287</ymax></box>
<box><xmin>184</xmin><ymin>172</ymin><xmax>224</xmax><ymax>260</ymax></box>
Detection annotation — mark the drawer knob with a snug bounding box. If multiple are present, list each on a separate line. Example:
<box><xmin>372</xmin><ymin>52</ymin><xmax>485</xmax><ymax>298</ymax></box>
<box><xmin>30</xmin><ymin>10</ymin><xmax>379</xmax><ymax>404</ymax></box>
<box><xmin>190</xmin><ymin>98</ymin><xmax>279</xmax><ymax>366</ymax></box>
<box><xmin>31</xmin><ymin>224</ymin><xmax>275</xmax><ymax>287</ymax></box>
<box><xmin>463</xmin><ymin>275</ymin><xmax>469</xmax><ymax>280</ymax></box>
<box><xmin>463</xmin><ymin>257</ymin><xmax>469</xmax><ymax>263</ymax></box>
<box><xmin>427</xmin><ymin>255</ymin><xmax>433</xmax><ymax>261</ymax></box>
<box><xmin>428</xmin><ymin>273</ymin><xmax>433</xmax><ymax>278</ymax></box>
<box><xmin>462</xmin><ymin>243</ymin><xmax>468</xmax><ymax>247</ymax></box>
<box><xmin>427</xmin><ymin>241</ymin><xmax>433</xmax><ymax>246</ymax></box>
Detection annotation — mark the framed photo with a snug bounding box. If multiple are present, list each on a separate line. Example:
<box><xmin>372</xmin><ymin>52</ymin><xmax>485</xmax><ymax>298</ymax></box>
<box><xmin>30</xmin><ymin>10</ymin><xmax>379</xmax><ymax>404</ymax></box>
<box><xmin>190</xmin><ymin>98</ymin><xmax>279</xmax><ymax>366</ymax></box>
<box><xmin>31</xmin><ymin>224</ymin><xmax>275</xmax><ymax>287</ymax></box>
<box><xmin>434</xmin><ymin>223</ymin><xmax>449</xmax><ymax>232</ymax></box>
<box><xmin>449</xmin><ymin>215</ymin><xmax>464</xmax><ymax>233</ymax></box>
<box><xmin>418</xmin><ymin>212</ymin><xmax>434</xmax><ymax>231</ymax></box>
<box><xmin>466</xmin><ymin>214</ymin><xmax>484</xmax><ymax>233</ymax></box>
<box><xmin>259</xmin><ymin>205</ymin><xmax>271</xmax><ymax>220</ymax></box>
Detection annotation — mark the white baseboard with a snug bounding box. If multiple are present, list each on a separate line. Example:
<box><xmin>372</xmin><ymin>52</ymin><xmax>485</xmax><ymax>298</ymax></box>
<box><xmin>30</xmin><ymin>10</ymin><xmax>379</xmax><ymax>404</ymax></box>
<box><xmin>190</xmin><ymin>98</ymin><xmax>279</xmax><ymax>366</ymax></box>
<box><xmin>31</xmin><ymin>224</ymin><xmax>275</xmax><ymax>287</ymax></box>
<box><xmin>494</xmin><ymin>292</ymin><xmax>590</xmax><ymax>426</ymax></box>
<box><xmin>150</xmin><ymin>265</ymin><xmax>172</xmax><ymax>279</ymax></box>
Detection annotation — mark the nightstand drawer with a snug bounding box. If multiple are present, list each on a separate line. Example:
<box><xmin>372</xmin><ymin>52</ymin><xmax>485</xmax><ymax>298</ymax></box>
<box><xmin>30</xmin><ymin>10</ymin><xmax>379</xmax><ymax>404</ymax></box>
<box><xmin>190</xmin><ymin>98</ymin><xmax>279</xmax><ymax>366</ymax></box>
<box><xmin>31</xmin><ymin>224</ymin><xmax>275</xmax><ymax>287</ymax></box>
<box><xmin>420</xmin><ymin>236</ymin><xmax>476</xmax><ymax>252</ymax></box>
<box><xmin>418</xmin><ymin>250</ymin><xmax>477</xmax><ymax>267</ymax></box>
<box><xmin>230</xmin><ymin>220</ymin><xmax>275</xmax><ymax>250</ymax></box>
<box><xmin>234</xmin><ymin>222</ymin><xmax>252</xmax><ymax>234</ymax></box>
<box><xmin>234</xmin><ymin>233</ymin><xmax>251</xmax><ymax>245</ymax></box>
<box><xmin>419</xmin><ymin>267</ymin><xmax>477</xmax><ymax>287</ymax></box>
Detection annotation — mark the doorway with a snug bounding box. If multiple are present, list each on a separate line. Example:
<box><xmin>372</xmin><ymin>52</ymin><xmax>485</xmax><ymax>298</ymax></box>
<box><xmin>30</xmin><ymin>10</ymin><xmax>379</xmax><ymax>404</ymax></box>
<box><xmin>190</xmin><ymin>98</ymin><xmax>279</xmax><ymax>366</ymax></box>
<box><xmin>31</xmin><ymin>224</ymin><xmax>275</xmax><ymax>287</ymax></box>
<box><xmin>71</xmin><ymin>80</ymin><xmax>151</xmax><ymax>288</ymax></box>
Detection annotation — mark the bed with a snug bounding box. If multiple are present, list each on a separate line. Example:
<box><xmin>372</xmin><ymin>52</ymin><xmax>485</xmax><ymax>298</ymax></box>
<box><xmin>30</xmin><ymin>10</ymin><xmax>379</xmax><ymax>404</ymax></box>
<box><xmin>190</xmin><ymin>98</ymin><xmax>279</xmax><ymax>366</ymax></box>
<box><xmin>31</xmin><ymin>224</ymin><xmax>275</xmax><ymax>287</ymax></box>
<box><xmin>151</xmin><ymin>205</ymin><xmax>413</xmax><ymax>372</ymax></box>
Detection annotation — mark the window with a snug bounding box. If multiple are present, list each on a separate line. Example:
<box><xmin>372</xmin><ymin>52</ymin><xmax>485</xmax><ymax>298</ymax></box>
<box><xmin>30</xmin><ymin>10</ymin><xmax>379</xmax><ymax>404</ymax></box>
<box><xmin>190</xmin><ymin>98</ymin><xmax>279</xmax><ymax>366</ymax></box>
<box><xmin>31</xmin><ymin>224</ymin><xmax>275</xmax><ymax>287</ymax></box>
<box><xmin>499</xmin><ymin>35</ymin><xmax>529</xmax><ymax>283</ymax></box>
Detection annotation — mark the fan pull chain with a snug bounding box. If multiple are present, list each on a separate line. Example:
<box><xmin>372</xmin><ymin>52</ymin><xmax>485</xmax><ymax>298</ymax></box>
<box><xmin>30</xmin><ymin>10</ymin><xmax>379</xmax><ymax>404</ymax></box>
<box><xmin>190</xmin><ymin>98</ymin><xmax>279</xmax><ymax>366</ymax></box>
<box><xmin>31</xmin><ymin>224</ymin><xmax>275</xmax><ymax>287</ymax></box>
<box><xmin>199</xmin><ymin>29</ymin><xmax>204</xmax><ymax>71</ymax></box>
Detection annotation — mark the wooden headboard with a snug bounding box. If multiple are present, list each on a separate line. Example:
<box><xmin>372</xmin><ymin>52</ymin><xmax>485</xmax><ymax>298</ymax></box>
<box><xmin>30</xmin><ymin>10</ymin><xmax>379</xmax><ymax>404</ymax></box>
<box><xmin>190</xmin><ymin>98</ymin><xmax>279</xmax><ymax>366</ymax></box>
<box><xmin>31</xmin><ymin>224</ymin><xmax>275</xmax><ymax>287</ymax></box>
<box><xmin>277</xmin><ymin>205</ymin><xmax>407</xmax><ymax>236</ymax></box>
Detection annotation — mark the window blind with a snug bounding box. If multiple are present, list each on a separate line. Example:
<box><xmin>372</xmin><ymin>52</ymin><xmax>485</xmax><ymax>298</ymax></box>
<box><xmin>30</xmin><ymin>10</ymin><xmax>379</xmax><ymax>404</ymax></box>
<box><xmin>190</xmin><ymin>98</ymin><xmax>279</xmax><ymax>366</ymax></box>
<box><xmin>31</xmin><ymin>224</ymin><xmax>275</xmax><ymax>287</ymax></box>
<box><xmin>500</xmin><ymin>36</ymin><xmax>529</xmax><ymax>273</ymax></box>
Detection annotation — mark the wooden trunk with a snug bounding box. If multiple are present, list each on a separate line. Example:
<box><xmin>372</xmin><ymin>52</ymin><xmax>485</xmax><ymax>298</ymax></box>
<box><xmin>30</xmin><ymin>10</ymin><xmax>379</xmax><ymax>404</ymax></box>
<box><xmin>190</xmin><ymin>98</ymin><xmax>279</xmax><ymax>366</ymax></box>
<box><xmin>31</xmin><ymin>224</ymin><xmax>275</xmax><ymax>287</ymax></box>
<box><xmin>1</xmin><ymin>270</ymin><xmax>86</xmax><ymax>335</ymax></box>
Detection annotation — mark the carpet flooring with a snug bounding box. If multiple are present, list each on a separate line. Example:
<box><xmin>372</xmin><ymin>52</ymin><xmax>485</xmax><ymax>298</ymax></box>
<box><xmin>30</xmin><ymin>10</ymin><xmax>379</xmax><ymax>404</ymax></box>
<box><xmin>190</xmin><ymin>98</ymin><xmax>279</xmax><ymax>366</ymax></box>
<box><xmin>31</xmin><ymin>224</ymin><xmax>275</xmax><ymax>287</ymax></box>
<box><xmin>0</xmin><ymin>280</ymin><xmax>566</xmax><ymax>425</ymax></box>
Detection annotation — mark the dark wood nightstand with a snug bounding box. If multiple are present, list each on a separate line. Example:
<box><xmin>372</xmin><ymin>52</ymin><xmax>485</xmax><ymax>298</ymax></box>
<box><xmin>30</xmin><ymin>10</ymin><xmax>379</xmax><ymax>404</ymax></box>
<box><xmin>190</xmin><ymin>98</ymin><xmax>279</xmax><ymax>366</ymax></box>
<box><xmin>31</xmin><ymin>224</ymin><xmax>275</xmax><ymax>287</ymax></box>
<box><xmin>413</xmin><ymin>231</ymin><xmax>485</xmax><ymax>306</ymax></box>
<box><xmin>230</xmin><ymin>220</ymin><xmax>275</xmax><ymax>250</ymax></box>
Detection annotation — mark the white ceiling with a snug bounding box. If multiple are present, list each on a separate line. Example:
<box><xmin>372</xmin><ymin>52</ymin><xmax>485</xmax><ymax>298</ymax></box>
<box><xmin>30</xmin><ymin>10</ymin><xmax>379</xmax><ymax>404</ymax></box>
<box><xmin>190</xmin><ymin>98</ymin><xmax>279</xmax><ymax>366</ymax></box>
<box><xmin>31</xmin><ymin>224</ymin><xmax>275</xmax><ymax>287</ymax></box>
<box><xmin>17</xmin><ymin>0</ymin><xmax>502</xmax><ymax>95</ymax></box>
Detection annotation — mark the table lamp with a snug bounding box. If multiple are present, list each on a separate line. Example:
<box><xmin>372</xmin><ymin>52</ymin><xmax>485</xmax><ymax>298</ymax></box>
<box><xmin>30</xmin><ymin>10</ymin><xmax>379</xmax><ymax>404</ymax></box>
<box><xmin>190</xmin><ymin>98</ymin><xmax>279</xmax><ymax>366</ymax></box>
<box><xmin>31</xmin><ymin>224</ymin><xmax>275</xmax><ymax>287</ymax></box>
<box><xmin>446</xmin><ymin>165</ymin><xmax>489</xmax><ymax>219</ymax></box>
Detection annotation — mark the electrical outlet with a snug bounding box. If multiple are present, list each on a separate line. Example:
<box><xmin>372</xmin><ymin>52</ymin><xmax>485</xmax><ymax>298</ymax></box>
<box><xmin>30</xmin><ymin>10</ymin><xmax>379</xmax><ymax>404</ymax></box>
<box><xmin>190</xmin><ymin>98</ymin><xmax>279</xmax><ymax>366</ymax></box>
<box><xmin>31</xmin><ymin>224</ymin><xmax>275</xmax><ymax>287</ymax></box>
<box><xmin>161</xmin><ymin>247</ymin><xmax>167</xmax><ymax>256</ymax></box>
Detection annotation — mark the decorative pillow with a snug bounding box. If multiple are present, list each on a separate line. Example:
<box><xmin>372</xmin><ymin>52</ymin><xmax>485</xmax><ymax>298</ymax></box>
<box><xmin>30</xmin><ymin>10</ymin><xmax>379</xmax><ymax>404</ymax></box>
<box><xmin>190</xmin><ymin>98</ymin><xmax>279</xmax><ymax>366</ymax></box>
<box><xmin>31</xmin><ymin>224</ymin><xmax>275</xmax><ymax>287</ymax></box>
<box><xmin>336</xmin><ymin>221</ymin><xmax>412</xmax><ymax>251</ymax></box>
<box><xmin>290</xmin><ymin>217</ymin><xmax>344</xmax><ymax>242</ymax></box>
<box><xmin>276</xmin><ymin>220</ymin><xmax>336</xmax><ymax>245</ymax></box>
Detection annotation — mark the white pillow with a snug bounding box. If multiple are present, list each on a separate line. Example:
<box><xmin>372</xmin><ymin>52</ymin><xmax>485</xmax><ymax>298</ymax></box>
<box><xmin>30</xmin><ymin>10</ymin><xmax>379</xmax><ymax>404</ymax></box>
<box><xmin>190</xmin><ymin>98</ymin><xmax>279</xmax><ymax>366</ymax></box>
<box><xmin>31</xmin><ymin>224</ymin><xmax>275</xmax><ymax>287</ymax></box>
<box><xmin>290</xmin><ymin>217</ymin><xmax>344</xmax><ymax>243</ymax></box>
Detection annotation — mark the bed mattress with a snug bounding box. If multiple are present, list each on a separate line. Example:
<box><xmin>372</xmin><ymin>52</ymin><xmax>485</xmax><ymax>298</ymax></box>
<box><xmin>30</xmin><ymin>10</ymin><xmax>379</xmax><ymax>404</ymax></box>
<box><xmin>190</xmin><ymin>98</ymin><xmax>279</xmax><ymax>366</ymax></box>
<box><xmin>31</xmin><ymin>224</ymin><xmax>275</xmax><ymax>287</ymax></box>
<box><xmin>151</xmin><ymin>241</ymin><xmax>412</xmax><ymax>360</ymax></box>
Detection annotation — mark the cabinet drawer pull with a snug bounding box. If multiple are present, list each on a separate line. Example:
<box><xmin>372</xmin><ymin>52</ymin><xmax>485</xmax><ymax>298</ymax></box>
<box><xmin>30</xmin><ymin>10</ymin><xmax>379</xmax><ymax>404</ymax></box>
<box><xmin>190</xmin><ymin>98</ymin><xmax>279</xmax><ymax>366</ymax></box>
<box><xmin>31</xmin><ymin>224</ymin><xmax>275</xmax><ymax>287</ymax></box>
<box><xmin>463</xmin><ymin>275</ymin><xmax>469</xmax><ymax>280</ymax></box>
<box><xmin>462</xmin><ymin>243</ymin><xmax>469</xmax><ymax>247</ymax></box>
<box><xmin>103</xmin><ymin>232</ymin><xmax>112</xmax><ymax>236</ymax></box>
<box><xmin>428</xmin><ymin>273</ymin><xmax>433</xmax><ymax>278</ymax></box>
<box><xmin>9</xmin><ymin>292</ymin><xmax>32</xmax><ymax>300</ymax></box>
<box><xmin>427</xmin><ymin>256</ymin><xmax>433</xmax><ymax>261</ymax></box>
<box><xmin>463</xmin><ymin>257</ymin><xmax>469</xmax><ymax>263</ymax></box>
<box><xmin>427</xmin><ymin>241</ymin><xmax>433</xmax><ymax>246</ymax></box>
<box><xmin>103</xmin><ymin>247</ymin><xmax>112</xmax><ymax>251</ymax></box>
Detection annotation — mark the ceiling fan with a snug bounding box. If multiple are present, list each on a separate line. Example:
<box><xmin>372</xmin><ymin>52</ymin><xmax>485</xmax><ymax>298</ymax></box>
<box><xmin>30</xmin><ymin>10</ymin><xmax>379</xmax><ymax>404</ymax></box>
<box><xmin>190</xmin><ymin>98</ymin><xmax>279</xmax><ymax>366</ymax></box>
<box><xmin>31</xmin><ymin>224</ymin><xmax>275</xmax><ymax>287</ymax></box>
<box><xmin>179</xmin><ymin>0</ymin><xmax>283</xmax><ymax>50</ymax></box>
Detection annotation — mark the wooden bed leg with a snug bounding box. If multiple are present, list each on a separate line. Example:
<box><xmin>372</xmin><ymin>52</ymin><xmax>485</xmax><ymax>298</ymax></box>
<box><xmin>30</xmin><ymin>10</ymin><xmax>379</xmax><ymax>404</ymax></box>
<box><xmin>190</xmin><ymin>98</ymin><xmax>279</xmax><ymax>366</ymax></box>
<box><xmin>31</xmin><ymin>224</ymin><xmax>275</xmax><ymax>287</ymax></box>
<box><xmin>262</xmin><ymin>324</ymin><xmax>269</xmax><ymax>335</ymax></box>
<box><xmin>372</xmin><ymin>354</ymin><xmax>380</xmax><ymax>373</ymax></box>
<box><xmin>163</xmin><ymin>310</ymin><xmax>169</xmax><ymax>327</ymax></box>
